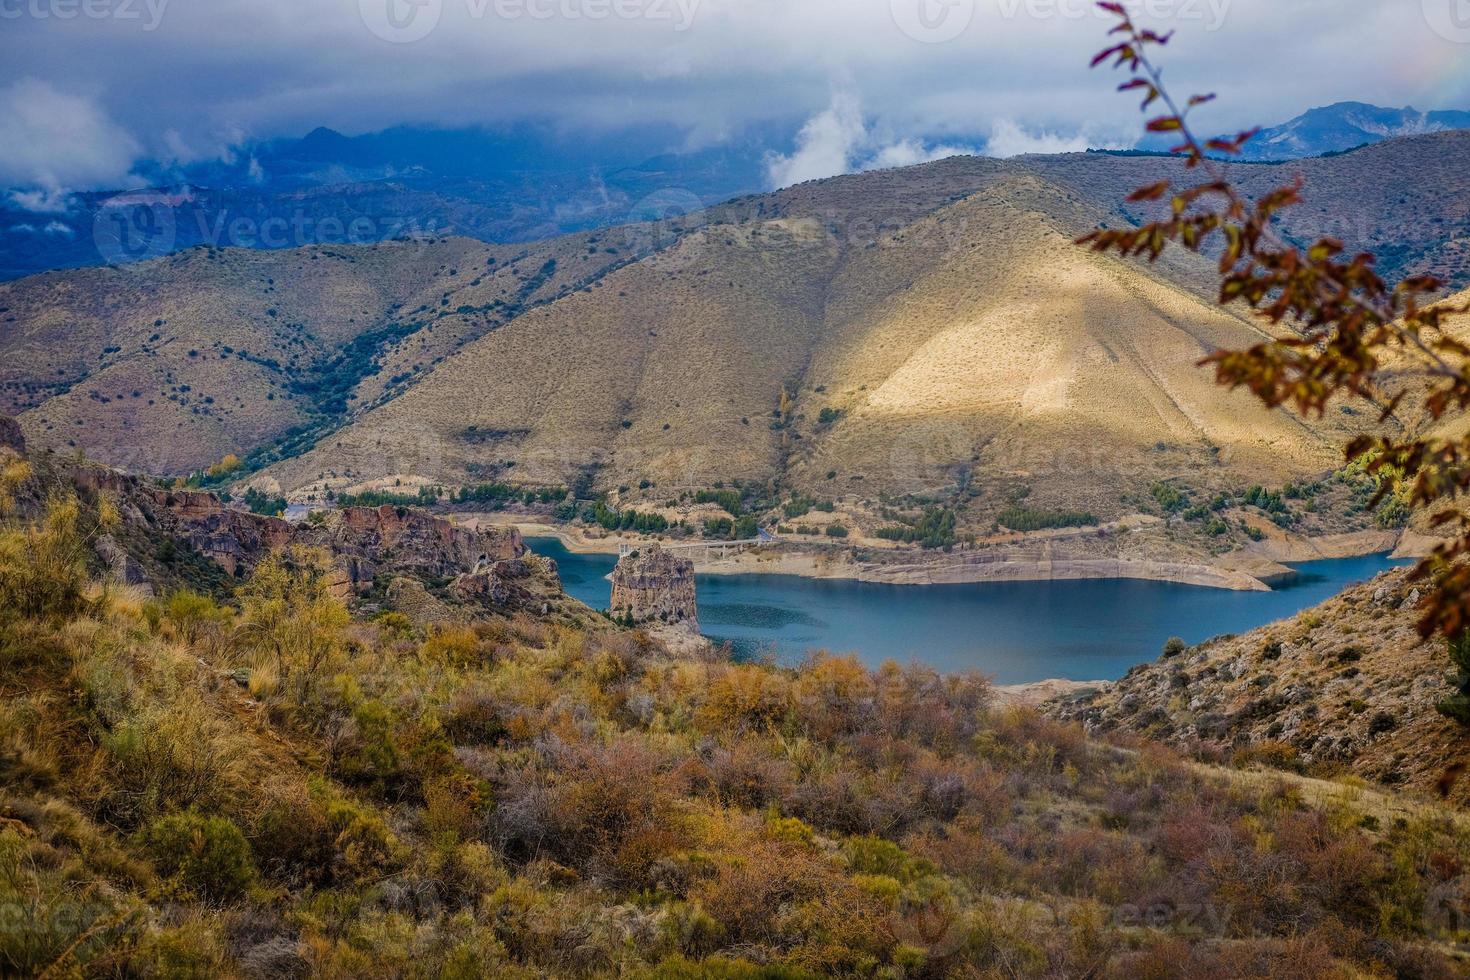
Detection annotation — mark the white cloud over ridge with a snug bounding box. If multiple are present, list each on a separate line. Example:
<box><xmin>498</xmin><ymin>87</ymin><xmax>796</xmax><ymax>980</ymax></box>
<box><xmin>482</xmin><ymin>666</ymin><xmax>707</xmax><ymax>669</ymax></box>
<box><xmin>765</xmin><ymin>93</ymin><xmax>973</xmax><ymax>189</ymax></box>
<box><xmin>983</xmin><ymin>119</ymin><xmax>1128</xmax><ymax>158</ymax></box>
<box><xmin>0</xmin><ymin>79</ymin><xmax>141</xmax><ymax>205</ymax></box>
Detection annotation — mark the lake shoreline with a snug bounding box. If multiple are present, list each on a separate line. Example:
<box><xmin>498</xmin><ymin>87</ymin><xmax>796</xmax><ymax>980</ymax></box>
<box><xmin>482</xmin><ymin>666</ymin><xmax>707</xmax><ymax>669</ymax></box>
<box><xmin>469</xmin><ymin>514</ymin><xmax>1427</xmax><ymax>593</ymax></box>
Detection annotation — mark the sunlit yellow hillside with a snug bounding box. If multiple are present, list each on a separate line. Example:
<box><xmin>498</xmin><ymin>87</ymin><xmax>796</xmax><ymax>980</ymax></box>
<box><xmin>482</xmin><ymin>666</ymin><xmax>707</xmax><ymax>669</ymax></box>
<box><xmin>262</xmin><ymin>175</ymin><xmax>1369</xmax><ymax>515</ymax></box>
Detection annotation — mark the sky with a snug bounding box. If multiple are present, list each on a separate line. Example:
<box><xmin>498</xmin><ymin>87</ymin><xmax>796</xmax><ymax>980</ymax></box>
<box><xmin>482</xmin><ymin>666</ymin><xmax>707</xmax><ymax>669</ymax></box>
<box><xmin>1</xmin><ymin>0</ymin><xmax>1468</xmax><ymax>201</ymax></box>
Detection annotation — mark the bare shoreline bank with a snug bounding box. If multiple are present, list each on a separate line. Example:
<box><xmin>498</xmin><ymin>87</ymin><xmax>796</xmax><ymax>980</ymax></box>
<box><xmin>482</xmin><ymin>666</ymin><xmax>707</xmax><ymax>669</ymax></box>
<box><xmin>465</xmin><ymin>514</ymin><xmax>1419</xmax><ymax>593</ymax></box>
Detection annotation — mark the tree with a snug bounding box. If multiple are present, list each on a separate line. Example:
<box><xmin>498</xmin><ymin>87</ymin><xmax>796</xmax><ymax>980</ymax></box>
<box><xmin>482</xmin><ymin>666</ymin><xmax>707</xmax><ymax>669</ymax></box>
<box><xmin>1080</xmin><ymin>3</ymin><xmax>1470</xmax><ymax>640</ymax></box>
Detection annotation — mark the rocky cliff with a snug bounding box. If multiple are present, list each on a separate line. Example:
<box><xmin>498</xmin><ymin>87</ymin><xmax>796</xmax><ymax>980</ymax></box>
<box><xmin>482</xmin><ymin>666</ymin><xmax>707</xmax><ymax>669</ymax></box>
<box><xmin>301</xmin><ymin>504</ymin><xmax>525</xmax><ymax>594</ymax></box>
<box><xmin>1050</xmin><ymin>567</ymin><xmax>1470</xmax><ymax>806</ymax></box>
<box><xmin>71</xmin><ymin>465</ymin><xmax>544</xmax><ymax>609</ymax></box>
<box><xmin>610</xmin><ymin>545</ymin><xmax>698</xmax><ymax>629</ymax></box>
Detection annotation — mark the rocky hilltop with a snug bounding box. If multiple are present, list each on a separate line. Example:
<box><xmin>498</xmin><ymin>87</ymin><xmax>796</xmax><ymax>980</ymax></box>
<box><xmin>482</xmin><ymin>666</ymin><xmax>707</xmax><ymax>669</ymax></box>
<box><xmin>1050</xmin><ymin>566</ymin><xmax>1470</xmax><ymax>806</ymax></box>
<box><xmin>610</xmin><ymin>545</ymin><xmax>698</xmax><ymax>630</ymax></box>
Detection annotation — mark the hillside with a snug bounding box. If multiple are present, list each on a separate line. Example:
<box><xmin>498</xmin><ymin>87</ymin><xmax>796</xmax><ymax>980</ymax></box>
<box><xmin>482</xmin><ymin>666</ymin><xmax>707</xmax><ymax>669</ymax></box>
<box><xmin>2</xmin><ymin>132</ymin><xmax>1467</xmax><ymax>511</ymax></box>
<box><xmin>2</xmin><ymin>433</ymin><xmax>1469</xmax><ymax>977</ymax></box>
<box><xmin>255</xmin><ymin>171</ymin><xmax>1363</xmax><ymax>515</ymax></box>
<box><xmin>0</xmin><ymin>231</ymin><xmax>639</xmax><ymax>474</ymax></box>
<box><xmin>1050</xmin><ymin>565</ymin><xmax>1470</xmax><ymax>808</ymax></box>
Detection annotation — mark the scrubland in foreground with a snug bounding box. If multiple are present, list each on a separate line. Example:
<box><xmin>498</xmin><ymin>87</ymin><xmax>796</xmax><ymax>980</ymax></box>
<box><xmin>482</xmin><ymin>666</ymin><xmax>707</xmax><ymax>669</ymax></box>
<box><xmin>3</xmin><ymin>464</ymin><xmax>1470</xmax><ymax>977</ymax></box>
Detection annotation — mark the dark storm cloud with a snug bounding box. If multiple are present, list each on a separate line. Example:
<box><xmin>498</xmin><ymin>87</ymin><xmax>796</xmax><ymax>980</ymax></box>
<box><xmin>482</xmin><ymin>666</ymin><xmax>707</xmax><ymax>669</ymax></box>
<box><xmin>1</xmin><ymin>0</ymin><xmax>1466</xmax><ymax>196</ymax></box>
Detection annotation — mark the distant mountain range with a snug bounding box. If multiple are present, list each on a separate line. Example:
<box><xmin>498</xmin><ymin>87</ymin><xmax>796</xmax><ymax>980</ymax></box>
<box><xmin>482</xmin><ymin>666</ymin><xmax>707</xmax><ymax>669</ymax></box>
<box><xmin>0</xmin><ymin>123</ymin><xmax>777</xmax><ymax>282</ymax></box>
<box><xmin>3</xmin><ymin>131</ymin><xmax>1466</xmax><ymax>509</ymax></box>
<box><xmin>1231</xmin><ymin>102</ymin><xmax>1470</xmax><ymax>161</ymax></box>
<box><xmin>2</xmin><ymin>101</ymin><xmax>1466</xmax><ymax>282</ymax></box>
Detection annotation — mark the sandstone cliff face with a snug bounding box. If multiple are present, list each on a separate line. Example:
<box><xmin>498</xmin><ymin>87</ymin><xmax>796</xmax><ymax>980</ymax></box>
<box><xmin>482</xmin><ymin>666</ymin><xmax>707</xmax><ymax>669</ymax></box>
<box><xmin>299</xmin><ymin>504</ymin><xmax>524</xmax><ymax>594</ymax></box>
<box><xmin>73</xmin><ymin>466</ymin><xmax>533</xmax><ymax>602</ymax></box>
<box><xmin>1050</xmin><ymin>567</ymin><xmax>1470</xmax><ymax>807</ymax></box>
<box><xmin>610</xmin><ymin>545</ymin><xmax>697</xmax><ymax>629</ymax></box>
<box><xmin>78</xmin><ymin>469</ymin><xmax>293</xmax><ymax>576</ymax></box>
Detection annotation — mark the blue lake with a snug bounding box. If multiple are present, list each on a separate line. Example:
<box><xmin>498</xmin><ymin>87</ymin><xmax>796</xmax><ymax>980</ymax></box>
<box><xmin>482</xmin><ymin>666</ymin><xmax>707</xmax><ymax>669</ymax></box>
<box><xmin>531</xmin><ymin>537</ymin><xmax>1406</xmax><ymax>684</ymax></box>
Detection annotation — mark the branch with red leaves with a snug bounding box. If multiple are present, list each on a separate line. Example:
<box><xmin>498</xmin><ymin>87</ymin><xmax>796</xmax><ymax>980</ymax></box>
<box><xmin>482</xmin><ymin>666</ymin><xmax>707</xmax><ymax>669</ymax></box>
<box><xmin>1079</xmin><ymin>1</ymin><xmax>1470</xmax><ymax>638</ymax></box>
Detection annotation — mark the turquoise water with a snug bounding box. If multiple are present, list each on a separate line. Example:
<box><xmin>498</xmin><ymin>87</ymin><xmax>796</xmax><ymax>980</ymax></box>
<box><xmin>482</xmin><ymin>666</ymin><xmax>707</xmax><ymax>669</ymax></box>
<box><xmin>533</xmin><ymin>537</ymin><xmax>1406</xmax><ymax>684</ymax></box>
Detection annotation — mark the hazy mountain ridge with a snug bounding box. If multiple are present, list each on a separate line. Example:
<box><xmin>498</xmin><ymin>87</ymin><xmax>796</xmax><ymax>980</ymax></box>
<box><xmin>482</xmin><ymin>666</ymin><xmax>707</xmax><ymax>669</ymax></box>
<box><xmin>5</xmin><ymin>101</ymin><xmax>1465</xmax><ymax>283</ymax></box>
<box><xmin>3</xmin><ymin>132</ymin><xmax>1466</xmax><ymax>509</ymax></box>
<box><xmin>1235</xmin><ymin>102</ymin><xmax>1470</xmax><ymax>161</ymax></box>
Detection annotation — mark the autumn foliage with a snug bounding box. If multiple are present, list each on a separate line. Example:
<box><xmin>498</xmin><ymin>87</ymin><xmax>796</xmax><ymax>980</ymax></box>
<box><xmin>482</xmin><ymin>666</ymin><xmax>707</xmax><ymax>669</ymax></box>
<box><xmin>1081</xmin><ymin>2</ymin><xmax>1470</xmax><ymax>639</ymax></box>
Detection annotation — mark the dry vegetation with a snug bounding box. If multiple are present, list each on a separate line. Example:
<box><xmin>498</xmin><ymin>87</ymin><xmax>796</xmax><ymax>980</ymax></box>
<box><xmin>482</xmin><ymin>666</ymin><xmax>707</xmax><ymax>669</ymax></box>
<box><xmin>3</xmin><ymin>450</ymin><xmax>1470</xmax><ymax>977</ymax></box>
<box><xmin>1054</xmin><ymin>565</ymin><xmax>1470</xmax><ymax>809</ymax></box>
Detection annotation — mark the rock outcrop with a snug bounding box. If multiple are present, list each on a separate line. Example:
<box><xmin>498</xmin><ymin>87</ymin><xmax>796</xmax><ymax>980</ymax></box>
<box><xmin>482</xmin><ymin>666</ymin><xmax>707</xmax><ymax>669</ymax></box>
<box><xmin>78</xmin><ymin>470</ymin><xmax>294</xmax><ymax>576</ymax></box>
<box><xmin>73</xmin><ymin>465</ymin><xmax>537</xmax><ymax>604</ymax></box>
<box><xmin>610</xmin><ymin>545</ymin><xmax>698</xmax><ymax>630</ymax></box>
<box><xmin>94</xmin><ymin>534</ymin><xmax>153</xmax><ymax>592</ymax></box>
<box><xmin>298</xmin><ymin>504</ymin><xmax>525</xmax><ymax>594</ymax></box>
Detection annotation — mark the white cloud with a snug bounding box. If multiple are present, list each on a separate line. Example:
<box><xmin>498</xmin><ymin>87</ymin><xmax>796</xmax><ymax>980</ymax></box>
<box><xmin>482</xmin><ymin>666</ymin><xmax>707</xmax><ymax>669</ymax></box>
<box><xmin>864</xmin><ymin>139</ymin><xmax>969</xmax><ymax>170</ymax></box>
<box><xmin>8</xmin><ymin>188</ymin><xmax>72</xmax><ymax>213</ymax></box>
<box><xmin>765</xmin><ymin>92</ymin><xmax>865</xmax><ymax>187</ymax></box>
<box><xmin>983</xmin><ymin>119</ymin><xmax>1124</xmax><ymax>158</ymax></box>
<box><xmin>43</xmin><ymin>221</ymin><xmax>75</xmax><ymax>236</ymax></box>
<box><xmin>765</xmin><ymin>94</ymin><xmax>976</xmax><ymax>188</ymax></box>
<box><xmin>0</xmin><ymin>79</ymin><xmax>141</xmax><ymax>207</ymax></box>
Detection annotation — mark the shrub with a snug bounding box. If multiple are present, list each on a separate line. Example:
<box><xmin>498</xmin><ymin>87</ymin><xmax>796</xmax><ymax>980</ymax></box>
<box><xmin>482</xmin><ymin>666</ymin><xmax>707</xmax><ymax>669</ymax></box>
<box><xmin>1150</xmin><ymin>482</ymin><xmax>1186</xmax><ymax>512</ymax></box>
<box><xmin>1436</xmin><ymin>631</ymin><xmax>1470</xmax><ymax>726</ymax></box>
<box><xmin>140</xmin><ymin>812</ymin><xmax>255</xmax><ymax>902</ymax></box>
<box><xmin>825</xmin><ymin>525</ymin><xmax>848</xmax><ymax>538</ymax></box>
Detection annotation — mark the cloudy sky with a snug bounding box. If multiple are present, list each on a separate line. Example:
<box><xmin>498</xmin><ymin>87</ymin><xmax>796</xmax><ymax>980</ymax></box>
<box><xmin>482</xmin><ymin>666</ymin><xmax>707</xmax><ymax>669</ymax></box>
<box><xmin>1</xmin><ymin>0</ymin><xmax>1467</xmax><ymax>198</ymax></box>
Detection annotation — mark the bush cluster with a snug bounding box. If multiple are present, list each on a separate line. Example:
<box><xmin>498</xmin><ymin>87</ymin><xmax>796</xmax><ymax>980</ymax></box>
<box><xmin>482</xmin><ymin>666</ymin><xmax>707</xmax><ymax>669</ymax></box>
<box><xmin>0</xmin><ymin>488</ymin><xmax>1466</xmax><ymax>977</ymax></box>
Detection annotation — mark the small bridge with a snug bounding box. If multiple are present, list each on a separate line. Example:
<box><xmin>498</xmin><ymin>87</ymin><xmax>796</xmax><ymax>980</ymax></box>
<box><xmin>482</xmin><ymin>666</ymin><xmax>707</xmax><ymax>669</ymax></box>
<box><xmin>618</xmin><ymin>528</ymin><xmax>772</xmax><ymax>563</ymax></box>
